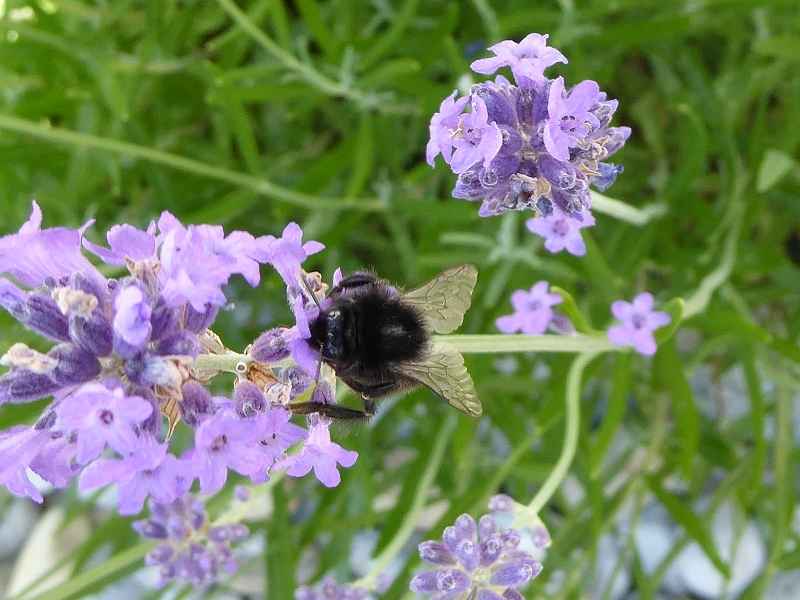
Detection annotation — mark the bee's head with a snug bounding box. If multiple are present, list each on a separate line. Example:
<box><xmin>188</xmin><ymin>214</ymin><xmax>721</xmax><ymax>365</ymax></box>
<box><xmin>309</xmin><ymin>308</ymin><xmax>345</xmax><ymax>362</ymax></box>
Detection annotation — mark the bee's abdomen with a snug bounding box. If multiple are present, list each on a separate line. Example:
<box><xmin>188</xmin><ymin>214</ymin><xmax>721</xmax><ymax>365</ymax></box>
<box><xmin>352</xmin><ymin>292</ymin><xmax>427</xmax><ymax>366</ymax></box>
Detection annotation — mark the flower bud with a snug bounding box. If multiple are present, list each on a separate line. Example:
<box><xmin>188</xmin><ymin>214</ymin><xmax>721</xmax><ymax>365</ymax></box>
<box><xmin>251</xmin><ymin>327</ymin><xmax>291</xmax><ymax>363</ymax></box>
<box><xmin>233</xmin><ymin>381</ymin><xmax>266</xmax><ymax>417</ymax></box>
<box><xmin>179</xmin><ymin>381</ymin><xmax>215</xmax><ymax>429</ymax></box>
<box><xmin>49</xmin><ymin>343</ymin><xmax>101</xmax><ymax>385</ymax></box>
<box><xmin>70</xmin><ymin>309</ymin><xmax>114</xmax><ymax>357</ymax></box>
<box><xmin>418</xmin><ymin>541</ymin><xmax>457</xmax><ymax>566</ymax></box>
<box><xmin>183</xmin><ymin>303</ymin><xmax>218</xmax><ymax>334</ymax></box>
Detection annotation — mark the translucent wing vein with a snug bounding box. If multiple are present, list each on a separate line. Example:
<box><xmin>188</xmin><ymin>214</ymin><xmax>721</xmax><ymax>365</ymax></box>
<box><xmin>403</xmin><ymin>339</ymin><xmax>482</xmax><ymax>417</ymax></box>
<box><xmin>402</xmin><ymin>263</ymin><xmax>478</xmax><ymax>334</ymax></box>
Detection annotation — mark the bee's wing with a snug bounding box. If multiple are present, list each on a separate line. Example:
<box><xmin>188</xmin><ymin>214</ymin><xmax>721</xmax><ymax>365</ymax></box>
<box><xmin>403</xmin><ymin>339</ymin><xmax>482</xmax><ymax>417</ymax></box>
<box><xmin>402</xmin><ymin>264</ymin><xmax>478</xmax><ymax>334</ymax></box>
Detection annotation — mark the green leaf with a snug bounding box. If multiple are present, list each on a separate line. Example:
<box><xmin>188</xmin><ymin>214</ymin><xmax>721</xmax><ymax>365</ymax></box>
<box><xmin>589</xmin><ymin>352</ymin><xmax>631</xmax><ymax>477</ymax></box>
<box><xmin>549</xmin><ymin>286</ymin><xmax>593</xmax><ymax>334</ymax></box>
<box><xmin>647</xmin><ymin>476</ymin><xmax>730</xmax><ymax>579</ymax></box>
<box><xmin>20</xmin><ymin>543</ymin><xmax>153</xmax><ymax>600</ymax></box>
<box><xmin>653</xmin><ymin>297</ymin><xmax>685</xmax><ymax>344</ymax></box>
<box><xmin>654</xmin><ymin>337</ymin><xmax>699</xmax><ymax>477</ymax></box>
<box><xmin>756</xmin><ymin>149</ymin><xmax>796</xmax><ymax>192</ymax></box>
<box><xmin>266</xmin><ymin>485</ymin><xmax>295</xmax><ymax>600</ymax></box>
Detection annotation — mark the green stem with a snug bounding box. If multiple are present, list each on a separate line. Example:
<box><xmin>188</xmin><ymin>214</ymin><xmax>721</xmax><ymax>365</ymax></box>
<box><xmin>356</xmin><ymin>413</ymin><xmax>457</xmax><ymax>589</ymax></box>
<box><xmin>192</xmin><ymin>351</ymin><xmax>251</xmax><ymax>374</ymax></box>
<box><xmin>193</xmin><ymin>335</ymin><xmax>619</xmax><ymax>374</ymax></box>
<box><xmin>439</xmin><ymin>334</ymin><xmax>621</xmax><ymax>354</ymax></box>
<box><xmin>216</xmin><ymin>0</ymin><xmax>386</xmax><ymax>112</ymax></box>
<box><xmin>524</xmin><ymin>351</ymin><xmax>598</xmax><ymax>517</ymax></box>
<box><xmin>0</xmin><ymin>114</ymin><xmax>384</xmax><ymax>212</ymax></box>
<box><xmin>590</xmin><ymin>192</ymin><xmax>667</xmax><ymax>225</ymax></box>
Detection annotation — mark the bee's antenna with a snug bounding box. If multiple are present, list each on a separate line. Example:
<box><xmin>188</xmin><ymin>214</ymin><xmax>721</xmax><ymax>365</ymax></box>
<box><xmin>297</xmin><ymin>272</ymin><xmax>325</xmax><ymax>394</ymax></box>
<box><xmin>298</xmin><ymin>273</ymin><xmax>323</xmax><ymax>311</ymax></box>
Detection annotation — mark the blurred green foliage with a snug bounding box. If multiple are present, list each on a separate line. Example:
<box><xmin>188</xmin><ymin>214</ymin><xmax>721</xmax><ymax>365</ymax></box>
<box><xmin>1</xmin><ymin>0</ymin><xmax>800</xmax><ymax>599</ymax></box>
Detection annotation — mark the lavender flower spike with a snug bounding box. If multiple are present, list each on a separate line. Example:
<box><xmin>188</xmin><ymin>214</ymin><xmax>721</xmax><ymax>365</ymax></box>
<box><xmin>607</xmin><ymin>292</ymin><xmax>671</xmax><ymax>356</ymax></box>
<box><xmin>135</xmin><ymin>493</ymin><xmax>250</xmax><ymax>587</ymax></box>
<box><xmin>411</xmin><ymin>513</ymin><xmax>542</xmax><ymax>599</ymax></box>
<box><xmin>496</xmin><ymin>282</ymin><xmax>562</xmax><ymax>335</ymax></box>
<box><xmin>428</xmin><ymin>32</ymin><xmax>630</xmax><ymax>220</ymax></box>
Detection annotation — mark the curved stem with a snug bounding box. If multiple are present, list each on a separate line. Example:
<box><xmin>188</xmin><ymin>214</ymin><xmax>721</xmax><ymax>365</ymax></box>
<box><xmin>524</xmin><ymin>351</ymin><xmax>598</xmax><ymax>518</ymax></box>
<box><xmin>0</xmin><ymin>115</ymin><xmax>384</xmax><ymax>212</ymax></box>
<box><xmin>356</xmin><ymin>413</ymin><xmax>457</xmax><ymax>589</ymax></box>
<box><xmin>590</xmin><ymin>192</ymin><xmax>667</xmax><ymax>225</ymax></box>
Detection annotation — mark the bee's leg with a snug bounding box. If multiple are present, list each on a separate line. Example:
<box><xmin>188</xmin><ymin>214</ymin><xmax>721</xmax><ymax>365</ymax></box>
<box><xmin>289</xmin><ymin>401</ymin><xmax>372</xmax><ymax>421</ymax></box>
<box><xmin>344</xmin><ymin>379</ymin><xmax>402</xmax><ymax>399</ymax></box>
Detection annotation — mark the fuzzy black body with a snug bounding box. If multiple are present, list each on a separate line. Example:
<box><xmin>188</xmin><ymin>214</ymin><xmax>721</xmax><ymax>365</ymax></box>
<box><xmin>292</xmin><ymin>264</ymin><xmax>481</xmax><ymax>421</ymax></box>
<box><xmin>308</xmin><ymin>274</ymin><xmax>428</xmax><ymax>402</ymax></box>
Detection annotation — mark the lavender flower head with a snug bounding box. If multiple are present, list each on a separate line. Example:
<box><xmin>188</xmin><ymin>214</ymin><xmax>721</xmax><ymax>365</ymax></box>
<box><xmin>0</xmin><ymin>203</ymin><xmax>358</xmax><ymax>514</ymax></box>
<box><xmin>134</xmin><ymin>493</ymin><xmax>250</xmax><ymax>587</ymax></box>
<box><xmin>427</xmin><ymin>32</ymin><xmax>630</xmax><ymax>221</ymax></box>
<box><xmin>411</xmin><ymin>513</ymin><xmax>543</xmax><ymax>599</ymax></box>
<box><xmin>296</xmin><ymin>575</ymin><xmax>389</xmax><ymax>600</ymax></box>
<box><xmin>607</xmin><ymin>292</ymin><xmax>671</xmax><ymax>356</ymax></box>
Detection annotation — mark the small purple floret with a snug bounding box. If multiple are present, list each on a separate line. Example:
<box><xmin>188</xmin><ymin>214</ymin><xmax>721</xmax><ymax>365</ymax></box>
<box><xmin>607</xmin><ymin>292</ymin><xmax>671</xmax><ymax>356</ymax></box>
<box><xmin>496</xmin><ymin>281</ymin><xmax>562</xmax><ymax>335</ymax></box>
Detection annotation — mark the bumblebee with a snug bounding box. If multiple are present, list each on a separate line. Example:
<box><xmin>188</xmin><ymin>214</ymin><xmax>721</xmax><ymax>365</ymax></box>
<box><xmin>291</xmin><ymin>264</ymin><xmax>481</xmax><ymax>420</ymax></box>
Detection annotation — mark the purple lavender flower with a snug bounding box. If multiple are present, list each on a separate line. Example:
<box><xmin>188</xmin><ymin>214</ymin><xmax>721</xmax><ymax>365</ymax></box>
<box><xmin>295</xmin><ymin>576</ymin><xmax>378</xmax><ymax>600</ymax></box>
<box><xmin>135</xmin><ymin>493</ymin><xmax>250</xmax><ymax>587</ymax></box>
<box><xmin>0</xmin><ymin>426</ymin><xmax>50</xmax><ymax>502</ymax></box>
<box><xmin>54</xmin><ymin>384</ymin><xmax>153</xmax><ymax>463</ymax></box>
<box><xmin>470</xmin><ymin>33</ymin><xmax>568</xmax><ymax>87</ymax></box>
<box><xmin>83</xmin><ymin>222</ymin><xmax>157</xmax><ymax>266</ymax></box>
<box><xmin>249</xmin><ymin>408</ymin><xmax>306</xmax><ymax>484</ymax></box>
<box><xmin>190</xmin><ymin>408</ymin><xmax>265</xmax><ymax>494</ymax></box>
<box><xmin>0</xmin><ymin>201</ymin><xmax>105</xmax><ymax>289</ymax></box>
<box><xmin>543</xmin><ymin>77</ymin><xmax>601</xmax><ymax>161</ymax></box>
<box><xmin>429</xmin><ymin>33</ymin><xmax>629</xmax><ymax>220</ymax></box>
<box><xmin>496</xmin><ymin>282</ymin><xmax>562</xmax><ymax>335</ymax></box>
<box><xmin>607</xmin><ymin>293</ymin><xmax>671</xmax><ymax>356</ymax></box>
<box><xmin>113</xmin><ymin>285</ymin><xmax>152</xmax><ymax>348</ymax></box>
<box><xmin>79</xmin><ymin>438</ymin><xmax>190</xmax><ymax>515</ymax></box>
<box><xmin>411</xmin><ymin>513</ymin><xmax>542</xmax><ymax>599</ymax></box>
<box><xmin>427</xmin><ymin>91</ymin><xmax>470</xmax><ymax>167</ymax></box>
<box><xmin>427</xmin><ymin>95</ymin><xmax>503</xmax><ymax>175</ymax></box>
<box><xmin>526</xmin><ymin>208</ymin><xmax>596</xmax><ymax>256</ymax></box>
<box><xmin>0</xmin><ymin>202</ymin><xmax>362</xmax><ymax>581</ymax></box>
<box><xmin>256</xmin><ymin>222</ymin><xmax>325</xmax><ymax>291</ymax></box>
<box><xmin>275</xmin><ymin>419</ymin><xmax>358</xmax><ymax>487</ymax></box>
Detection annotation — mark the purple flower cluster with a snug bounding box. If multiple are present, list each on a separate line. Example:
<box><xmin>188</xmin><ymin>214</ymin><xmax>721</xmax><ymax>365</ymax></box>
<box><xmin>295</xmin><ymin>575</ymin><xmax>389</xmax><ymax>600</ymax></box>
<box><xmin>427</xmin><ymin>33</ymin><xmax>630</xmax><ymax>232</ymax></box>
<box><xmin>134</xmin><ymin>493</ymin><xmax>250</xmax><ymax>587</ymax></box>
<box><xmin>607</xmin><ymin>292</ymin><xmax>671</xmax><ymax>356</ymax></box>
<box><xmin>0</xmin><ymin>203</ymin><xmax>358</xmax><ymax>520</ymax></box>
<box><xmin>411</xmin><ymin>513</ymin><xmax>543</xmax><ymax>600</ymax></box>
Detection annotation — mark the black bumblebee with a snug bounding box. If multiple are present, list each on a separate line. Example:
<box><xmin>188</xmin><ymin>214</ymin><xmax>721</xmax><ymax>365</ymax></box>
<box><xmin>291</xmin><ymin>264</ymin><xmax>481</xmax><ymax>420</ymax></box>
